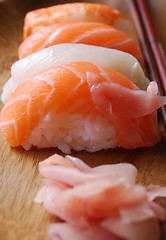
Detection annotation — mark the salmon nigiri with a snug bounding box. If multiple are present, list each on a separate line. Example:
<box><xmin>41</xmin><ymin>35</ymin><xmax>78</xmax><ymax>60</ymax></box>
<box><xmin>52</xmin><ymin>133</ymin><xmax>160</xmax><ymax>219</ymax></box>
<box><xmin>23</xmin><ymin>2</ymin><xmax>128</xmax><ymax>39</ymax></box>
<box><xmin>0</xmin><ymin>62</ymin><xmax>165</xmax><ymax>153</ymax></box>
<box><xmin>19</xmin><ymin>22</ymin><xmax>143</xmax><ymax>65</ymax></box>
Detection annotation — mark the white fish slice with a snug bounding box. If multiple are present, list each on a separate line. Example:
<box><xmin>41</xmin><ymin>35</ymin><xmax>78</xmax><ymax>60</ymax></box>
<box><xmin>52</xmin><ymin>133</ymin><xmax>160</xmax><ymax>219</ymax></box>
<box><xmin>1</xmin><ymin>43</ymin><xmax>149</xmax><ymax>103</ymax></box>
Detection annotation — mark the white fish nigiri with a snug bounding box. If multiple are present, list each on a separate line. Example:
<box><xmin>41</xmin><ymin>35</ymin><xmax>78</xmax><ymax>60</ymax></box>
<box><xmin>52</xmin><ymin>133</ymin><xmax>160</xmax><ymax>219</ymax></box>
<box><xmin>1</xmin><ymin>43</ymin><xmax>149</xmax><ymax>103</ymax></box>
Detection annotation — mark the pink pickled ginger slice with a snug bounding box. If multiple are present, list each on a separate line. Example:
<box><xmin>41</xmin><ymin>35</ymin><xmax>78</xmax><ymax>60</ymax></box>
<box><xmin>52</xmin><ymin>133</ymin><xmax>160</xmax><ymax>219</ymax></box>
<box><xmin>35</xmin><ymin>154</ymin><xmax>166</xmax><ymax>240</ymax></box>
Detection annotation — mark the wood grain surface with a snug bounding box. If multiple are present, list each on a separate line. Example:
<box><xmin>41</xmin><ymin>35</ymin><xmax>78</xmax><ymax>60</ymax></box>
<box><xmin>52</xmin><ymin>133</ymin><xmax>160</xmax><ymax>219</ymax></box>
<box><xmin>0</xmin><ymin>1</ymin><xmax>166</xmax><ymax>240</ymax></box>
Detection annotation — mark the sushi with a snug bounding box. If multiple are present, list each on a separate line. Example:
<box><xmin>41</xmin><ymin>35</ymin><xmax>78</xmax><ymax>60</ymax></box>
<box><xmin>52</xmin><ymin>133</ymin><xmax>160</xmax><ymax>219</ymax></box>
<box><xmin>23</xmin><ymin>2</ymin><xmax>128</xmax><ymax>39</ymax></box>
<box><xmin>36</xmin><ymin>154</ymin><xmax>166</xmax><ymax>240</ymax></box>
<box><xmin>0</xmin><ymin>61</ymin><xmax>165</xmax><ymax>153</ymax></box>
<box><xmin>1</xmin><ymin>44</ymin><xmax>149</xmax><ymax>104</ymax></box>
<box><xmin>18</xmin><ymin>22</ymin><xmax>143</xmax><ymax>66</ymax></box>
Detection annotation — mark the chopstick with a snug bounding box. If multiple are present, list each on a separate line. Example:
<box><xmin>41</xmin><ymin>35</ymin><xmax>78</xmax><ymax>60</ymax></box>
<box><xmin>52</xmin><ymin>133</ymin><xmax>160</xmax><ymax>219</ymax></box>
<box><xmin>127</xmin><ymin>0</ymin><xmax>166</xmax><ymax>130</ymax></box>
<box><xmin>136</xmin><ymin>0</ymin><xmax>166</xmax><ymax>95</ymax></box>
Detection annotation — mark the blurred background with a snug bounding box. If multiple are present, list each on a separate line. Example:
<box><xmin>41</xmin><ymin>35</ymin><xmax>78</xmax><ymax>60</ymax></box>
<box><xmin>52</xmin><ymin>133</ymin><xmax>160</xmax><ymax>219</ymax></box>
<box><xmin>0</xmin><ymin>0</ymin><xmax>165</xmax><ymax>86</ymax></box>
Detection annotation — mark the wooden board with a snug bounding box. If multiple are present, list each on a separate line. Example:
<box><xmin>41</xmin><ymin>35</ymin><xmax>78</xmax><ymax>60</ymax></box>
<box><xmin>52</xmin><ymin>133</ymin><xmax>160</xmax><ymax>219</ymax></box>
<box><xmin>0</xmin><ymin>1</ymin><xmax>166</xmax><ymax>239</ymax></box>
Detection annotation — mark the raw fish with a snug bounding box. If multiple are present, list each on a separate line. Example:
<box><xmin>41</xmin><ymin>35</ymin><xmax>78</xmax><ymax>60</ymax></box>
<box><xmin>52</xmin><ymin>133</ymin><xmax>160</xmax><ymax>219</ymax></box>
<box><xmin>1</xmin><ymin>44</ymin><xmax>149</xmax><ymax>104</ymax></box>
<box><xmin>0</xmin><ymin>62</ymin><xmax>165</xmax><ymax>153</ymax></box>
<box><xmin>23</xmin><ymin>2</ymin><xmax>128</xmax><ymax>38</ymax></box>
<box><xmin>19</xmin><ymin>22</ymin><xmax>143</xmax><ymax>66</ymax></box>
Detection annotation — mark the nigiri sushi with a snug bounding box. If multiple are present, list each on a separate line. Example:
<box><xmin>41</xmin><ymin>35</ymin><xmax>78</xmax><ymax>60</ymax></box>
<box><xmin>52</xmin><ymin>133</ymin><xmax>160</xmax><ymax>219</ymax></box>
<box><xmin>36</xmin><ymin>154</ymin><xmax>166</xmax><ymax>240</ymax></box>
<box><xmin>0</xmin><ymin>62</ymin><xmax>165</xmax><ymax>153</ymax></box>
<box><xmin>1</xmin><ymin>44</ymin><xmax>149</xmax><ymax>104</ymax></box>
<box><xmin>23</xmin><ymin>2</ymin><xmax>128</xmax><ymax>39</ymax></box>
<box><xmin>18</xmin><ymin>22</ymin><xmax>143</xmax><ymax>65</ymax></box>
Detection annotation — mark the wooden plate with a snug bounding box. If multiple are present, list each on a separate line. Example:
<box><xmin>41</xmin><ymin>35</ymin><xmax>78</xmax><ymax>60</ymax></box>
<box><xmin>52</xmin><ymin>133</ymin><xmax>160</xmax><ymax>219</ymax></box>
<box><xmin>0</xmin><ymin>1</ymin><xmax>166</xmax><ymax>239</ymax></box>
